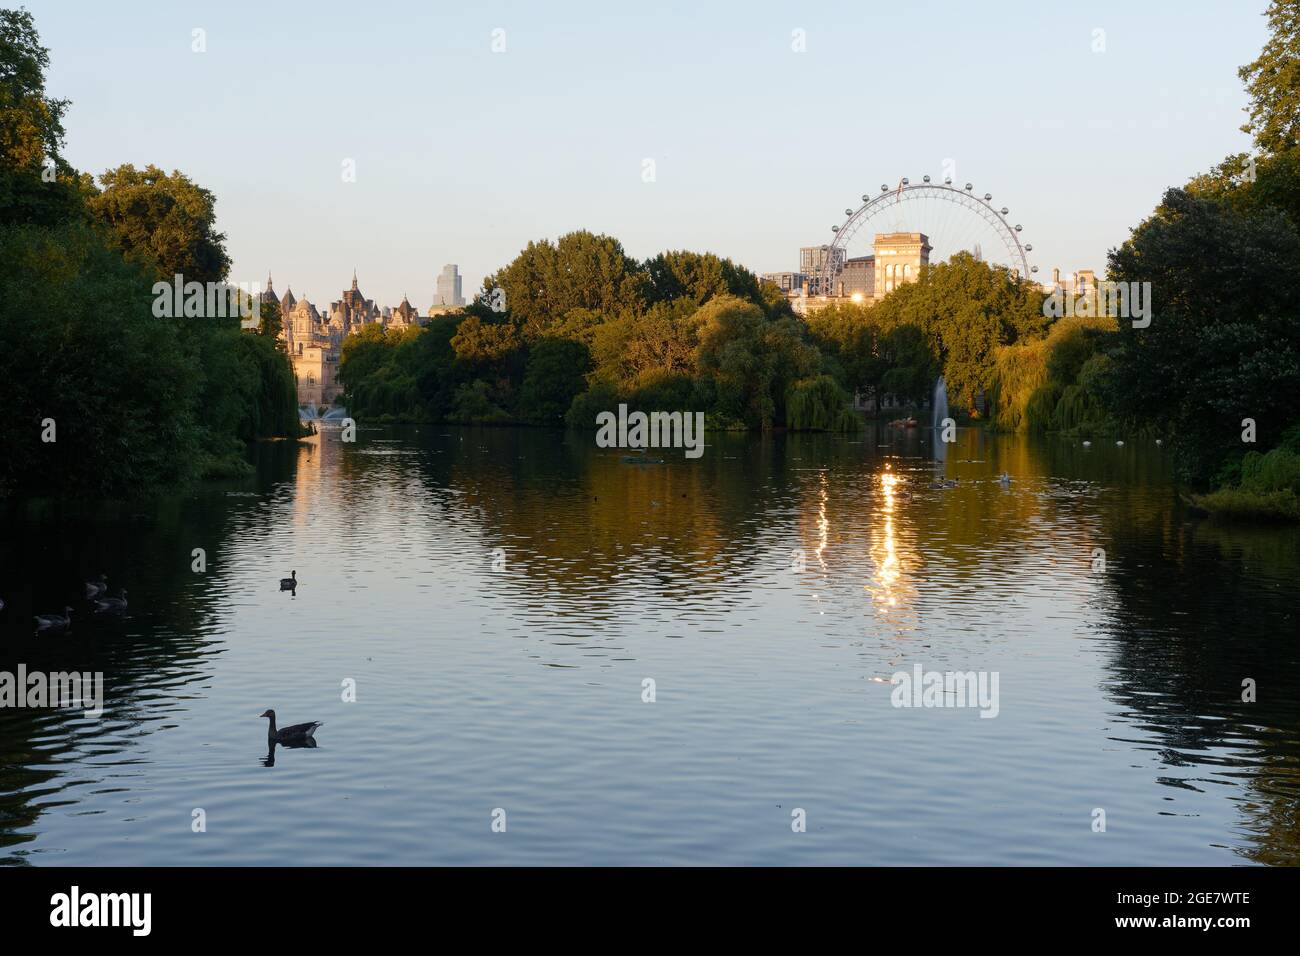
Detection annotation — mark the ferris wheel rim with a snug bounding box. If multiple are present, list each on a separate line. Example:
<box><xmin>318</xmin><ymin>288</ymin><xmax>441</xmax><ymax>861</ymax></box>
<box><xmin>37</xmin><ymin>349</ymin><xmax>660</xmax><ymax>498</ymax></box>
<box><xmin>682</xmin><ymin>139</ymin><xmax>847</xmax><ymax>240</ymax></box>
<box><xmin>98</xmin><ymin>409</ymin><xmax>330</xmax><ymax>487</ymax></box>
<box><xmin>817</xmin><ymin>180</ymin><xmax>1031</xmax><ymax>292</ymax></box>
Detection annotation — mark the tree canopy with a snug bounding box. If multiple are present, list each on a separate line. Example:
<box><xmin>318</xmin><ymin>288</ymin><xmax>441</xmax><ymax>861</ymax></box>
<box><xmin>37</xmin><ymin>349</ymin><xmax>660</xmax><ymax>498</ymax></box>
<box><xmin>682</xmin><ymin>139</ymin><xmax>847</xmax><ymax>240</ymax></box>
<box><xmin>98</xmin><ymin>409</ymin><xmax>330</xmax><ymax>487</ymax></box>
<box><xmin>1239</xmin><ymin>0</ymin><xmax>1300</xmax><ymax>153</ymax></box>
<box><xmin>86</xmin><ymin>163</ymin><xmax>231</xmax><ymax>283</ymax></box>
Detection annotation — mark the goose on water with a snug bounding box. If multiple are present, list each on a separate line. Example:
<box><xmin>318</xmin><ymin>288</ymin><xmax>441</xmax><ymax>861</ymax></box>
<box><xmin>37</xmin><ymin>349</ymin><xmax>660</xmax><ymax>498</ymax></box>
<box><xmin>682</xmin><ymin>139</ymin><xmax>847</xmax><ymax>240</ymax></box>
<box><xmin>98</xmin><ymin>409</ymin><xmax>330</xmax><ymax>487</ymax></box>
<box><xmin>85</xmin><ymin>574</ymin><xmax>108</xmax><ymax>599</ymax></box>
<box><xmin>93</xmin><ymin>589</ymin><xmax>128</xmax><ymax>613</ymax></box>
<box><xmin>280</xmin><ymin>570</ymin><xmax>297</xmax><ymax>590</ymax></box>
<box><xmin>35</xmin><ymin>607</ymin><xmax>73</xmax><ymax>633</ymax></box>
<box><xmin>260</xmin><ymin>710</ymin><xmax>322</xmax><ymax>746</ymax></box>
<box><xmin>998</xmin><ymin>473</ymin><xmax>1012</xmax><ymax>486</ymax></box>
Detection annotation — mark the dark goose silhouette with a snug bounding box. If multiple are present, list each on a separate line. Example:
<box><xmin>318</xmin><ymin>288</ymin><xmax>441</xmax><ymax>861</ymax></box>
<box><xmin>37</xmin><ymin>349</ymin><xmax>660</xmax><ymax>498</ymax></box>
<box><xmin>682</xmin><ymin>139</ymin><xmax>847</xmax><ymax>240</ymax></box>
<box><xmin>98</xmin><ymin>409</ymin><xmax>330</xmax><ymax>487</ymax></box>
<box><xmin>280</xmin><ymin>570</ymin><xmax>297</xmax><ymax>590</ymax></box>
<box><xmin>34</xmin><ymin>607</ymin><xmax>73</xmax><ymax>633</ymax></box>
<box><xmin>85</xmin><ymin>574</ymin><xmax>108</xmax><ymax>599</ymax></box>
<box><xmin>93</xmin><ymin>589</ymin><xmax>128</xmax><ymax>613</ymax></box>
<box><xmin>260</xmin><ymin>709</ymin><xmax>322</xmax><ymax>746</ymax></box>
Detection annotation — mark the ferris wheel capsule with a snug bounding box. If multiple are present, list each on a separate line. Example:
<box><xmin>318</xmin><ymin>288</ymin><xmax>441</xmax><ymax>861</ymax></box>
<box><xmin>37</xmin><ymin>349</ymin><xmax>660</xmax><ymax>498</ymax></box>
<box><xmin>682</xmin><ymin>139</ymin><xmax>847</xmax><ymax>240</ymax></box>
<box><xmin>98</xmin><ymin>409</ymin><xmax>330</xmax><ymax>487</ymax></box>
<box><xmin>862</xmin><ymin>194</ymin><xmax>869</xmax><ymax>203</ymax></box>
<box><xmin>965</xmin><ymin>183</ymin><xmax>973</xmax><ymax>191</ymax></box>
<box><xmin>1000</xmin><ymin>207</ymin><xmax>1009</xmax><ymax>215</ymax></box>
<box><xmin>944</xmin><ymin>177</ymin><xmax>952</xmax><ymax>185</ymax></box>
<box><xmin>984</xmin><ymin>193</ymin><xmax>992</xmax><ymax>201</ymax></box>
<box><xmin>902</xmin><ymin>177</ymin><xmax>910</xmax><ymax>185</ymax></box>
<box><xmin>1014</xmin><ymin>224</ymin><xmax>1022</xmax><ymax>232</ymax></box>
<box><xmin>1025</xmin><ymin>244</ymin><xmax>1033</xmax><ymax>252</ymax></box>
<box><xmin>845</xmin><ymin>208</ymin><xmax>854</xmax><ymax>216</ymax></box>
<box><xmin>1030</xmin><ymin>265</ymin><xmax>1038</xmax><ymax>273</ymax></box>
<box><xmin>881</xmin><ymin>184</ymin><xmax>888</xmax><ymax>192</ymax></box>
<box><xmin>831</xmin><ymin>225</ymin><xmax>840</xmax><ymax>232</ymax></box>
<box><xmin>923</xmin><ymin>175</ymin><xmax>931</xmax><ymax>183</ymax></box>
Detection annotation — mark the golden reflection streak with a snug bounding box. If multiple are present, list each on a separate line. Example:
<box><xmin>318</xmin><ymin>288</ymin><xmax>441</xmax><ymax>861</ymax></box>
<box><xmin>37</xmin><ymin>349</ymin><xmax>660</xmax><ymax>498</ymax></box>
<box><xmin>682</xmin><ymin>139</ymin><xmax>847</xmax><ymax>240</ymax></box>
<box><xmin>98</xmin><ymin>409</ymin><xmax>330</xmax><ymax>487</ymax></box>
<box><xmin>815</xmin><ymin>471</ymin><xmax>829</xmax><ymax>570</ymax></box>
<box><xmin>866</xmin><ymin>463</ymin><xmax>916</xmax><ymax>626</ymax></box>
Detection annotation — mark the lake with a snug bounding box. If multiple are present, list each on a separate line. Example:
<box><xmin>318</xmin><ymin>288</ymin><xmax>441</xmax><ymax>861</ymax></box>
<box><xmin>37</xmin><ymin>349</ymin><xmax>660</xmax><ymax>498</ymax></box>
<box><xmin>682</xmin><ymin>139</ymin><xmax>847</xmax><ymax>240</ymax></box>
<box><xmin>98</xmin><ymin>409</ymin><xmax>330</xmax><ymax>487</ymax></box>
<box><xmin>2</xmin><ymin>423</ymin><xmax>1298</xmax><ymax>865</ymax></box>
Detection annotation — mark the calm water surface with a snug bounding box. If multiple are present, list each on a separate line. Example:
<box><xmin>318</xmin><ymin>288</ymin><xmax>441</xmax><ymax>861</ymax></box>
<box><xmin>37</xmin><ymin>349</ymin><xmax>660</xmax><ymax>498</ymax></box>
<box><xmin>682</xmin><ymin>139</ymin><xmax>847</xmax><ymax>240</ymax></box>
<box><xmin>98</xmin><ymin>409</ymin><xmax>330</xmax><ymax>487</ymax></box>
<box><xmin>2</xmin><ymin>424</ymin><xmax>1298</xmax><ymax>865</ymax></box>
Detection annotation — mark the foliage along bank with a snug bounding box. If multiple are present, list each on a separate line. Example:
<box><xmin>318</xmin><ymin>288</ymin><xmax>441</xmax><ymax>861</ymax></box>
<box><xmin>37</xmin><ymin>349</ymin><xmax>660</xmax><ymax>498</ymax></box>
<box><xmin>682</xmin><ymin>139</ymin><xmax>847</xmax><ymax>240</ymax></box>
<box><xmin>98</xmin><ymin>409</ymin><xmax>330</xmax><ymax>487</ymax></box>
<box><xmin>0</xmin><ymin>9</ymin><xmax>301</xmax><ymax>498</ymax></box>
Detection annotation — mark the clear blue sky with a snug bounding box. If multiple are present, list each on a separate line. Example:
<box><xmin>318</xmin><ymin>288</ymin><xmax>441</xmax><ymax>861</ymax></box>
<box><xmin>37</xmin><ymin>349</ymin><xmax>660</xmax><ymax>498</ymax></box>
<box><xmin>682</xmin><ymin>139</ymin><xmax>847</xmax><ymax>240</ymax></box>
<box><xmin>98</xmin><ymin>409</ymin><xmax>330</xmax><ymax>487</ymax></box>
<box><xmin>29</xmin><ymin>0</ymin><xmax>1267</xmax><ymax>309</ymax></box>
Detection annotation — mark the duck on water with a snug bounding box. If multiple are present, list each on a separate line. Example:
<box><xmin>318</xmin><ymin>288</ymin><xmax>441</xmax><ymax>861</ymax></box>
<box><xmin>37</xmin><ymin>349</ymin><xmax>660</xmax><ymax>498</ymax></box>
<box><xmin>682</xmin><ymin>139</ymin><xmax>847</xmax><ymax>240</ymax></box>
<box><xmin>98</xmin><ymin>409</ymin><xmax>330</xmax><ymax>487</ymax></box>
<box><xmin>35</xmin><ymin>607</ymin><xmax>73</xmax><ymax>634</ymax></box>
<box><xmin>260</xmin><ymin>709</ymin><xmax>323</xmax><ymax>747</ymax></box>
<box><xmin>93</xmin><ymin>589</ymin><xmax>127</xmax><ymax>614</ymax></box>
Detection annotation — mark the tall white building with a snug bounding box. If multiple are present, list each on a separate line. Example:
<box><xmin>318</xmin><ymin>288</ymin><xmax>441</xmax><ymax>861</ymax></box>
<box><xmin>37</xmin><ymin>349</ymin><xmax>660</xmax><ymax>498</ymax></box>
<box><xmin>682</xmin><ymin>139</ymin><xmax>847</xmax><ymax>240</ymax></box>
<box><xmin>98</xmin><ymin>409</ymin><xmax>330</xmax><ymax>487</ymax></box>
<box><xmin>435</xmin><ymin>264</ymin><xmax>464</xmax><ymax>307</ymax></box>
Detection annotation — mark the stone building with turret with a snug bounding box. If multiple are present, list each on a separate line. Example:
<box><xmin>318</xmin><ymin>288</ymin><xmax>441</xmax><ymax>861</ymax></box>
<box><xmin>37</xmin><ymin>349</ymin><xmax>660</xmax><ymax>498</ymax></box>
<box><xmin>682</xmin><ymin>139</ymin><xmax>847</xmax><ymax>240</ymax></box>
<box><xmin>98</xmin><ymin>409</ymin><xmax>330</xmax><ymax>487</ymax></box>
<box><xmin>265</xmin><ymin>271</ymin><xmax>429</xmax><ymax>405</ymax></box>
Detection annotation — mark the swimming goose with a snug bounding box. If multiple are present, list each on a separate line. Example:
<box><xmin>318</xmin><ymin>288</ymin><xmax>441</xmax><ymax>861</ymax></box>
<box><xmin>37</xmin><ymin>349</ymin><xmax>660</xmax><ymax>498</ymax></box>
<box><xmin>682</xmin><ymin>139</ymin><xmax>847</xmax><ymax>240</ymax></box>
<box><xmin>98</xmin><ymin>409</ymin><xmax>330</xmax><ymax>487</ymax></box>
<box><xmin>998</xmin><ymin>473</ymin><xmax>1011</xmax><ymax>486</ymax></box>
<box><xmin>85</xmin><ymin>574</ymin><xmax>108</xmax><ymax>599</ymax></box>
<box><xmin>280</xmin><ymin>570</ymin><xmax>297</xmax><ymax>590</ymax></box>
<box><xmin>93</xmin><ymin>589</ymin><xmax>128</xmax><ymax>613</ymax></box>
<box><xmin>35</xmin><ymin>607</ymin><xmax>73</xmax><ymax>633</ymax></box>
<box><xmin>260</xmin><ymin>710</ymin><xmax>322</xmax><ymax>746</ymax></box>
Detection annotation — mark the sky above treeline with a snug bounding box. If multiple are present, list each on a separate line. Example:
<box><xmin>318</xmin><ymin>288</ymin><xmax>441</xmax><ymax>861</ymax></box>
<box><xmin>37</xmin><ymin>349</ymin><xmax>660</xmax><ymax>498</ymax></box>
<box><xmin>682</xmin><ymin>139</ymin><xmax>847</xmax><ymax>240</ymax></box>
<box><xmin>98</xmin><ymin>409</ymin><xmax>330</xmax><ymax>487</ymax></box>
<box><xmin>31</xmin><ymin>0</ymin><xmax>1265</xmax><ymax>310</ymax></box>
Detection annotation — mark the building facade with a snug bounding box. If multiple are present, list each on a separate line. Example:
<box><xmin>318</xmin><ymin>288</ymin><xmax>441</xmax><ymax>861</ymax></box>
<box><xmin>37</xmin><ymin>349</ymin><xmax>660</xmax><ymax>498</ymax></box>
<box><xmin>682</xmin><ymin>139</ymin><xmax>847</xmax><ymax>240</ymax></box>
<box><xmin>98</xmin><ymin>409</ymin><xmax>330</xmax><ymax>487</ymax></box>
<box><xmin>435</xmin><ymin>264</ymin><xmax>465</xmax><ymax>306</ymax></box>
<box><xmin>872</xmin><ymin>232</ymin><xmax>931</xmax><ymax>299</ymax></box>
<box><xmin>767</xmin><ymin>234</ymin><xmax>931</xmax><ymax>313</ymax></box>
<box><xmin>268</xmin><ymin>271</ymin><xmax>434</xmax><ymax>405</ymax></box>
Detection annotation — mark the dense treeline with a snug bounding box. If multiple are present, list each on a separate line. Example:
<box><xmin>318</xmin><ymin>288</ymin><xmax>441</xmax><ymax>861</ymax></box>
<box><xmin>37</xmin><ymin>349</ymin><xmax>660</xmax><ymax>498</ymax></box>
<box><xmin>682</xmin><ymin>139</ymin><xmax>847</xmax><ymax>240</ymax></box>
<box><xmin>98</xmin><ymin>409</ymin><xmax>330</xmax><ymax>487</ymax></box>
<box><xmin>340</xmin><ymin>234</ymin><xmax>1054</xmax><ymax>438</ymax></box>
<box><xmin>341</xmin><ymin>237</ymin><xmax>862</xmax><ymax>432</ymax></box>
<box><xmin>982</xmin><ymin>0</ymin><xmax>1300</xmax><ymax>519</ymax></box>
<box><xmin>0</xmin><ymin>9</ymin><xmax>300</xmax><ymax>497</ymax></box>
<box><xmin>8</xmin><ymin>0</ymin><xmax>1294</xmax><ymax>523</ymax></box>
<box><xmin>353</xmin><ymin>0</ymin><xmax>1298</xmax><ymax>509</ymax></box>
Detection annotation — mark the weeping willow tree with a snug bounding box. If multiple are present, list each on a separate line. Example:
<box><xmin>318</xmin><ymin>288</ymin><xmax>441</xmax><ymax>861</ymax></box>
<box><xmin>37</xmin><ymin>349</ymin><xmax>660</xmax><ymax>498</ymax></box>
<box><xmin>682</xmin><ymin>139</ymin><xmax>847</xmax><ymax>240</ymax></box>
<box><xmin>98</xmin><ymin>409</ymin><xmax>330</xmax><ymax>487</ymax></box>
<box><xmin>989</xmin><ymin>315</ymin><xmax>1117</xmax><ymax>433</ymax></box>
<box><xmin>1053</xmin><ymin>353</ymin><xmax>1113</xmax><ymax>432</ymax></box>
<box><xmin>785</xmin><ymin>375</ymin><xmax>861</xmax><ymax>432</ymax></box>
<box><xmin>988</xmin><ymin>338</ymin><xmax>1049</xmax><ymax>431</ymax></box>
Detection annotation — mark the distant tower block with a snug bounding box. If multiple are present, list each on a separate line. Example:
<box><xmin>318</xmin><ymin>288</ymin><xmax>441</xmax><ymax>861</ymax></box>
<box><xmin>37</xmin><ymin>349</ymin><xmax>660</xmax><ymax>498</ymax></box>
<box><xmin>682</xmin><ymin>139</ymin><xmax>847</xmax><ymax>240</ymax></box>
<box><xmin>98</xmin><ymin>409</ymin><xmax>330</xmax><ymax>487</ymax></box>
<box><xmin>435</xmin><ymin>264</ymin><xmax>464</xmax><ymax>307</ymax></box>
<box><xmin>873</xmin><ymin>232</ymin><xmax>931</xmax><ymax>298</ymax></box>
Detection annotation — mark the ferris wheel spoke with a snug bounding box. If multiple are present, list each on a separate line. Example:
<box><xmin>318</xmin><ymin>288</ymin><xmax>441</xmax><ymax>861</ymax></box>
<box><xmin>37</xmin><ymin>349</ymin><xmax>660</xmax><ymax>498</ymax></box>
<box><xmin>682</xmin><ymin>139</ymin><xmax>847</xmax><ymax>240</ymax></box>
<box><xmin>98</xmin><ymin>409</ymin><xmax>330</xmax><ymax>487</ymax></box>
<box><xmin>817</xmin><ymin>181</ymin><xmax>1031</xmax><ymax>298</ymax></box>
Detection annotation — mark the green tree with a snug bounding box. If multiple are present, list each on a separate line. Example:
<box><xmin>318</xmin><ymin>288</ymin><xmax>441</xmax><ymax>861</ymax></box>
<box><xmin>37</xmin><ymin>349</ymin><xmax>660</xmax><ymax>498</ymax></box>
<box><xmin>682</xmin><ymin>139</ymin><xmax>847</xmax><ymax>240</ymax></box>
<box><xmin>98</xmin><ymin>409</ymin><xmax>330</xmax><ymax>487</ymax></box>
<box><xmin>0</xmin><ymin>222</ymin><xmax>202</xmax><ymax>494</ymax></box>
<box><xmin>643</xmin><ymin>250</ymin><xmax>762</xmax><ymax>307</ymax></box>
<box><xmin>873</xmin><ymin>253</ymin><xmax>1046</xmax><ymax>411</ymax></box>
<box><xmin>519</xmin><ymin>337</ymin><xmax>592</xmax><ymax>424</ymax></box>
<box><xmin>1107</xmin><ymin>188</ymin><xmax>1300</xmax><ymax>482</ymax></box>
<box><xmin>0</xmin><ymin>8</ymin><xmax>87</xmax><ymax>226</ymax></box>
<box><xmin>86</xmin><ymin>163</ymin><xmax>231</xmax><ymax>282</ymax></box>
<box><xmin>1239</xmin><ymin>0</ymin><xmax>1300</xmax><ymax>154</ymax></box>
<box><xmin>692</xmin><ymin>295</ymin><xmax>819</xmax><ymax>428</ymax></box>
<box><xmin>588</xmin><ymin>298</ymin><xmax>698</xmax><ymax>388</ymax></box>
<box><xmin>257</xmin><ymin>296</ymin><xmax>284</xmax><ymax>341</ymax></box>
<box><xmin>490</xmin><ymin>230</ymin><xmax>646</xmax><ymax>338</ymax></box>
